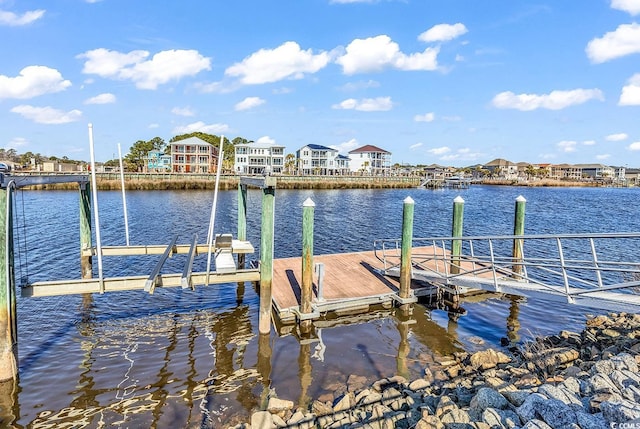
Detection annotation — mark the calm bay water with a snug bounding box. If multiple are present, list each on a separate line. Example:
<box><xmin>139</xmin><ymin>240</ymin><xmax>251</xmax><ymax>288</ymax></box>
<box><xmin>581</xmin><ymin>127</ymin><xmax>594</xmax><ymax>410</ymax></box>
<box><xmin>3</xmin><ymin>185</ymin><xmax>639</xmax><ymax>427</ymax></box>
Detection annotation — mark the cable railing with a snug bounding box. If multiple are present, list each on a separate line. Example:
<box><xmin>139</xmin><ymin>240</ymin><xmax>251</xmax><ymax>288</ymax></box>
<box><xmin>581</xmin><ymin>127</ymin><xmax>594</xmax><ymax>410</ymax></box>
<box><xmin>374</xmin><ymin>232</ymin><xmax>640</xmax><ymax>309</ymax></box>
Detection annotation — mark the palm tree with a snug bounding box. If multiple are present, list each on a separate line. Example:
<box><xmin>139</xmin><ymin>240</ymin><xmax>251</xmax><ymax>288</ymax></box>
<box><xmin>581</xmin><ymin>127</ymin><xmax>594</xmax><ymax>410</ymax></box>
<box><xmin>284</xmin><ymin>154</ymin><xmax>295</xmax><ymax>175</ymax></box>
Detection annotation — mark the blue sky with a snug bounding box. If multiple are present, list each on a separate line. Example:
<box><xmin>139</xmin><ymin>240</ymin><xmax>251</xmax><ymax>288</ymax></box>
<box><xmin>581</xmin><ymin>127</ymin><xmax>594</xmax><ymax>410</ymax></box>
<box><xmin>1</xmin><ymin>0</ymin><xmax>640</xmax><ymax>167</ymax></box>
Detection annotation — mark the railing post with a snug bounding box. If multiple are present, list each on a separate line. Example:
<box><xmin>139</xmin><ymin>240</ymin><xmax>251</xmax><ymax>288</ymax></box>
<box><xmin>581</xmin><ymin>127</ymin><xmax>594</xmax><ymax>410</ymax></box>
<box><xmin>450</xmin><ymin>196</ymin><xmax>464</xmax><ymax>274</ymax></box>
<box><xmin>0</xmin><ymin>185</ymin><xmax>17</xmax><ymax>381</ymax></box>
<box><xmin>301</xmin><ymin>198</ymin><xmax>315</xmax><ymax>332</ymax></box>
<box><xmin>512</xmin><ymin>195</ymin><xmax>526</xmax><ymax>278</ymax></box>
<box><xmin>259</xmin><ymin>184</ymin><xmax>275</xmax><ymax>334</ymax></box>
<box><xmin>79</xmin><ymin>182</ymin><xmax>92</xmax><ymax>279</ymax></box>
<box><xmin>399</xmin><ymin>196</ymin><xmax>414</xmax><ymax>300</ymax></box>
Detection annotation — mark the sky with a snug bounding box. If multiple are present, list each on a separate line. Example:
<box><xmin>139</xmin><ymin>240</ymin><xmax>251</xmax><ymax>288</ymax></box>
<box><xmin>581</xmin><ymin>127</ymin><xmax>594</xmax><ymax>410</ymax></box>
<box><xmin>1</xmin><ymin>0</ymin><xmax>640</xmax><ymax>167</ymax></box>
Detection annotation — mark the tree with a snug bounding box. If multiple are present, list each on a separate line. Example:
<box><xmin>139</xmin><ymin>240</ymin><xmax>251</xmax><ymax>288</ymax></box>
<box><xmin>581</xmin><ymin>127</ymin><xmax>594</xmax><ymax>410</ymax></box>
<box><xmin>285</xmin><ymin>153</ymin><xmax>295</xmax><ymax>174</ymax></box>
<box><xmin>125</xmin><ymin>137</ymin><xmax>165</xmax><ymax>172</ymax></box>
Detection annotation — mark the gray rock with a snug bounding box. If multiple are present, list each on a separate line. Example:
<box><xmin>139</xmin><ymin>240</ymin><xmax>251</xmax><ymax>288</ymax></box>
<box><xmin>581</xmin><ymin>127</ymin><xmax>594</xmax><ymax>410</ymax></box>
<box><xmin>522</xmin><ymin>420</ymin><xmax>552</xmax><ymax>429</ymax></box>
<box><xmin>436</xmin><ymin>395</ymin><xmax>458</xmax><ymax>419</ymax></box>
<box><xmin>415</xmin><ymin>415</ymin><xmax>443</xmax><ymax>429</ymax></box>
<box><xmin>560</xmin><ymin>377</ymin><xmax>581</xmax><ymax>394</ymax></box>
<box><xmin>410</xmin><ymin>378</ymin><xmax>431</xmax><ymax>391</ymax></box>
<box><xmin>587</xmin><ymin>372</ymin><xmax>622</xmax><ymax>395</ymax></box>
<box><xmin>482</xmin><ymin>408</ymin><xmax>520</xmax><ymax>429</ymax></box>
<box><xmin>611</xmin><ymin>353</ymin><xmax>638</xmax><ymax>373</ymax></box>
<box><xmin>470</xmin><ymin>349</ymin><xmax>511</xmax><ymax>371</ymax></box>
<box><xmin>502</xmin><ymin>390</ymin><xmax>532</xmax><ymax>407</ymax></box>
<box><xmin>516</xmin><ymin>393</ymin><xmax>547</xmax><ymax>422</ymax></box>
<box><xmin>623</xmin><ymin>385</ymin><xmax>640</xmax><ymax>402</ymax></box>
<box><xmin>536</xmin><ymin>398</ymin><xmax>577</xmax><ymax>428</ymax></box>
<box><xmin>601</xmin><ymin>399</ymin><xmax>640</xmax><ymax>424</ymax></box>
<box><xmin>470</xmin><ymin>387</ymin><xmax>509</xmax><ymax>414</ymax></box>
<box><xmin>333</xmin><ymin>392</ymin><xmax>353</xmax><ymax>412</ymax></box>
<box><xmin>251</xmin><ymin>411</ymin><xmax>275</xmax><ymax>429</ymax></box>
<box><xmin>537</xmin><ymin>384</ymin><xmax>582</xmax><ymax>407</ymax></box>
<box><xmin>575</xmin><ymin>411</ymin><xmax>607</xmax><ymax>429</ymax></box>
<box><xmin>440</xmin><ymin>408</ymin><xmax>470</xmax><ymax>424</ymax></box>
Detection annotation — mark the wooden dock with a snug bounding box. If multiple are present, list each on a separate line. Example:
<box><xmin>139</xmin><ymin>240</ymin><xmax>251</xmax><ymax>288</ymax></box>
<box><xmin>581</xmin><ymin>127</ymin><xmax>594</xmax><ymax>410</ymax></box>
<box><xmin>271</xmin><ymin>247</ymin><xmax>440</xmax><ymax>324</ymax></box>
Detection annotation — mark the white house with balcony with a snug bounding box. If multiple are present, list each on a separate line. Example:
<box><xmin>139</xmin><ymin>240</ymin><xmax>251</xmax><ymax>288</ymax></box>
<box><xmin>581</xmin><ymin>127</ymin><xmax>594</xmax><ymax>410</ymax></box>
<box><xmin>348</xmin><ymin>145</ymin><xmax>391</xmax><ymax>175</ymax></box>
<box><xmin>295</xmin><ymin>144</ymin><xmax>350</xmax><ymax>175</ymax></box>
<box><xmin>234</xmin><ymin>141</ymin><xmax>285</xmax><ymax>174</ymax></box>
<box><xmin>170</xmin><ymin>136</ymin><xmax>217</xmax><ymax>173</ymax></box>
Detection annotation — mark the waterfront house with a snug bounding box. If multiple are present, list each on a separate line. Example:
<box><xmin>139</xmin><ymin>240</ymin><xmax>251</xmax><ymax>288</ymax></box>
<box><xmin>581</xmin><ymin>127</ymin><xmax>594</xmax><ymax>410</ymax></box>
<box><xmin>170</xmin><ymin>137</ymin><xmax>218</xmax><ymax>174</ymax></box>
<box><xmin>484</xmin><ymin>158</ymin><xmax>518</xmax><ymax>180</ymax></box>
<box><xmin>549</xmin><ymin>164</ymin><xmax>582</xmax><ymax>181</ymax></box>
<box><xmin>574</xmin><ymin>163</ymin><xmax>617</xmax><ymax>181</ymax></box>
<box><xmin>348</xmin><ymin>145</ymin><xmax>392</xmax><ymax>175</ymax></box>
<box><xmin>234</xmin><ymin>141</ymin><xmax>285</xmax><ymax>174</ymax></box>
<box><xmin>144</xmin><ymin>150</ymin><xmax>171</xmax><ymax>173</ymax></box>
<box><xmin>295</xmin><ymin>144</ymin><xmax>350</xmax><ymax>175</ymax></box>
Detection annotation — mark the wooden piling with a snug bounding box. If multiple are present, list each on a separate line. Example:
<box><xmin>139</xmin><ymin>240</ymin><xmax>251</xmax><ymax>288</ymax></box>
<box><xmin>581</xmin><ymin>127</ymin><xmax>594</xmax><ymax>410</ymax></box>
<box><xmin>259</xmin><ymin>184</ymin><xmax>275</xmax><ymax>334</ymax></box>
<box><xmin>301</xmin><ymin>198</ymin><xmax>315</xmax><ymax>332</ymax></box>
<box><xmin>450</xmin><ymin>196</ymin><xmax>464</xmax><ymax>275</ymax></box>
<box><xmin>399</xmin><ymin>196</ymin><xmax>414</xmax><ymax>300</ymax></box>
<box><xmin>0</xmin><ymin>186</ymin><xmax>17</xmax><ymax>381</ymax></box>
<box><xmin>237</xmin><ymin>183</ymin><xmax>247</xmax><ymax>268</ymax></box>
<box><xmin>512</xmin><ymin>195</ymin><xmax>526</xmax><ymax>278</ymax></box>
<box><xmin>79</xmin><ymin>182</ymin><xmax>92</xmax><ymax>279</ymax></box>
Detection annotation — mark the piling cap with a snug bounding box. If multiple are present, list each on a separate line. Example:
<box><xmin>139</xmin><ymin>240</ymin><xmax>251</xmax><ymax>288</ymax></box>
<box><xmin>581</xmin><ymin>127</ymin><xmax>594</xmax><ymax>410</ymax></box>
<box><xmin>403</xmin><ymin>196</ymin><xmax>414</xmax><ymax>204</ymax></box>
<box><xmin>453</xmin><ymin>196</ymin><xmax>465</xmax><ymax>203</ymax></box>
<box><xmin>516</xmin><ymin>195</ymin><xmax>527</xmax><ymax>202</ymax></box>
<box><xmin>303</xmin><ymin>197</ymin><xmax>316</xmax><ymax>207</ymax></box>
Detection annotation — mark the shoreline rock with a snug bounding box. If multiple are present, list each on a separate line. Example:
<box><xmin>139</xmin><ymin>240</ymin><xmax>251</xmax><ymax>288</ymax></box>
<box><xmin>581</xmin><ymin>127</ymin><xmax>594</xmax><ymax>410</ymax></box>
<box><xmin>233</xmin><ymin>312</ymin><xmax>640</xmax><ymax>428</ymax></box>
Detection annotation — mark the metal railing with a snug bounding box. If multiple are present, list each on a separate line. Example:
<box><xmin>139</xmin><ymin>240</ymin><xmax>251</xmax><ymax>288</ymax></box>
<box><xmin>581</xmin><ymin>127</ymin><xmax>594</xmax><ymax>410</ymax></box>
<box><xmin>374</xmin><ymin>232</ymin><xmax>640</xmax><ymax>309</ymax></box>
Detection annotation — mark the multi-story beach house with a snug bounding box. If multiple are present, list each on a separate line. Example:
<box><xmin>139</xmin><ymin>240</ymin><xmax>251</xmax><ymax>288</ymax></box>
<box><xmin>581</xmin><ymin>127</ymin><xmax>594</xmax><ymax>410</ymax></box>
<box><xmin>484</xmin><ymin>158</ymin><xmax>519</xmax><ymax>180</ymax></box>
<box><xmin>234</xmin><ymin>141</ymin><xmax>285</xmax><ymax>174</ymax></box>
<box><xmin>170</xmin><ymin>136</ymin><xmax>218</xmax><ymax>173</ymax></box>
<box><xmin>348</xmin><ymin>145</ymin><xmax>391</xmax><ymax>175</ymax></box>
<box><xmin>295</xmin><ymin>144</ymin><xmax>350</xmax><ymax>175</ymax></box>
<box><xmin>574</xmin><ymin>163</ymin><xmax>617</xmax><ymax>181</ymax></box>
<box><xmin>144</xmin><ymin>150</ymin><xmax>172</xmax><ymax>172</ymax></box>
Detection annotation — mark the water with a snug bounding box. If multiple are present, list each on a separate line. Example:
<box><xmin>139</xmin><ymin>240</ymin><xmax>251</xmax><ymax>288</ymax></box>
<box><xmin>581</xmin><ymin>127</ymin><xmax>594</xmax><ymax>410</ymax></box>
<box><xmin>3</xmin><ymin>185</ymin><xmax>639</xmax><ymax>427</ymax></box>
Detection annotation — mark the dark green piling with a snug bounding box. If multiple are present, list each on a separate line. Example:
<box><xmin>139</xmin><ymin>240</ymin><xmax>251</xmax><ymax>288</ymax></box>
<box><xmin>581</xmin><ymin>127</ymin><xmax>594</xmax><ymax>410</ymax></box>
<box><xmin>450</xmin><ymin>196</ymin><xmax>464</xmax><ymax>275</ymax></box>
<box><xmin>259</xmin><ymin>184</ymin><xmax>275</xmax><ymax>335</ymax></box>
<box><xmin>399</xmin><ymin>196</ymin><xmax>414</xmax><ymax>300</ymax></box>
<box><xmin>301</xmin><ymin>198</ymin><xmax>315</xmax><ymax>332</ymax></box>
<box><xmin>512</xmin><ymin>195</ymin><xmax>526</xmax><ymax>278</ymax></box>
<box><xmin>0</xmin><ymin>186</ymin><xmax>16</xmax><ymax>381</ymax></box>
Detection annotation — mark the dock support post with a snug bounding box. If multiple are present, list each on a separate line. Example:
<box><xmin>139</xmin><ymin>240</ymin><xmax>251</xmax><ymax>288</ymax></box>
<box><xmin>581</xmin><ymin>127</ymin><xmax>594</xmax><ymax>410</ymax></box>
<box><xmin>0</xmin><ymin>185</ymin><xmax>17</xmax><ymax>381</ymax></box>
<box><xmin>450</xmin><ymin>196</ymin><xmax>465</xmax><ymax>275</ymax></box>
<box><xmin>80</xmin><ymin>182</ymin><xmax>92</xmax><ymax>279</ymax></box>
<box><xmin>399</xmin><ymin>196</ymin><xmax>414</xmax><ymax>301</ymax></box>
<box><xmin>259</xmin><ymin>184</ymin><xmax>275</xmax><ymax>335</ymax></box>
<box><xmin>301</xmin><ymin>198</ymin><xmax>315</xmax><ymax>333</ymax></box>
<box><xmin>237</xmin><ymin>183</ymin><xmax>247</xmax><ymax>269</ymax></box>
<box><xmin>512</xmin><ymin>195</ymin><xmax>526</xmax><ymax>278</ymax></box>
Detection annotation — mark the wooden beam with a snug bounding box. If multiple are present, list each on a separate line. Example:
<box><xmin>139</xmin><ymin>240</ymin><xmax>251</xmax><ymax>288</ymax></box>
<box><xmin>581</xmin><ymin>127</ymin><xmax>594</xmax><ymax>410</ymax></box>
<box><xmin>240</xmin><ymin>176</ymin><xmax>277</xmax><ymax>189</ymax></box>
<box><xmin>81</xmin><ymin>240</ymin><xmax>254</xmax><ymax>257</ymax></box>
<box><xmin>22</xmin><ymin>269</ymin><xmax>261</xmax><ymax>297</ymax></box>
<box><xmin>144</xmin><ymin>235</ymin><xmax>178</xmax><ymax>294</ymax></box>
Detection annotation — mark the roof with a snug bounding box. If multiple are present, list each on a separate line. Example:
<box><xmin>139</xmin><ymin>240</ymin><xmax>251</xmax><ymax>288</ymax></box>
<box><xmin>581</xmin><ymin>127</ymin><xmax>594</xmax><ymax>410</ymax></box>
<box><xmin>485</xmin><ymin>158</ymin><xmax>515</xmax><ymax>166</ymax></box>
<box><xmin>304</xmin><ymin>144</ymin><xmax>336</xmax><ymax>151</ymax></box>
<box><xmin>171</xmin><ymin>136</ymin><xmax>210</xmax><ymax>146</ymax></box>
<box><xmin>336</xmin><ymin>154</ymin><xmax>350</xmax><ymax>160</ymax></box>
<box><xmin>348</xmin><ymin>145</ymin><xmax>390</xmax><ymax>154</ymax></box>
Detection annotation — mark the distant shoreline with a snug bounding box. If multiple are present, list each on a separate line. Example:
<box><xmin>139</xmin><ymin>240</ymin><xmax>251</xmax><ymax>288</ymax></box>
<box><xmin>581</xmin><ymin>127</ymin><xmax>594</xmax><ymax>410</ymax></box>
<box><xmin>14</xmin><ymin>173</ymin><xmax>632</xmax><ymax>190</ymax></box>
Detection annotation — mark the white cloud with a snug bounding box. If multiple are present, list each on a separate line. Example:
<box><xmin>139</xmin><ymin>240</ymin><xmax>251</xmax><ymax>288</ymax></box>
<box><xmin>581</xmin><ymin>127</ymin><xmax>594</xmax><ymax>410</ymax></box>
<box><xmin>148</xmin><ymin>123</ymin><xmax>159</xmax><ymax>129</ymax></box>
<box><xmin>332</xmin><ymin>96</ymin><xmax>393</xmax><ymax>111</ymax></box>
<box><xmin>339</xmin><ymin>80</ymin><xmax>380</xmax><ymax>91</ymax></box>
<box><xmin>606</xmin><ymin>133</ymin><xmax>628</xmax><ymax>141</ymax></box>
<box><xmin>0</xmin><ymin>66</ymin><xmax>71</xmax><ymax>99</ymax></box>
<box><xmin>330</xmin><ymin>138</ymin><xmax>359</xmax><ymax>153</ymax></box>
<box><xmin>256</xmin><ymin>136</ymin><xmax>276</xmax><ymax>144</ymax></box>
<box><xmin>84</xmin><ymin>93</ymin><xmax>116</xmax><ymax>104</ymax></box>
<box><xmin>619</xmin><ymin>73</ymin><xmax>640</xmax><ymax>105</ymax></box>
<box><xmin>583</xmin><ymin>140</ymin><xmax>596</xmax><ymax>146</ymax></box>
<box><xmin>611</xmin><ymin>0</ymin><xmax>640</xmax><ymax>15</ymax></box>
<box><xmin>629</xmin><ymin>141</ymin><xmax>640</xmax><ymax>151</ymax></box>
<box><xmin>586</xmin><ymin>23</ymin><xmax>640</xmax><ymax>63</ymax></box>
<box><xmin>596</xmin><ymin>154</ymin><xmax>611</xmax><ymax>160</ymax></box>
<box><xmin>235</xmin><ymin>96</ymin><xmax>266</xmax><ymax>111</ymax></box>
<box><xmin>78</xmin><ymin>48</ymin><xmax>211</xmax><ymax>89</ymax></box>
<box><xmin>171</xmin><ymin>106</ymin><xmax>195</xmax><ymax>116</ymax></box>
<box><xmin>172</xmin><ymin>121</ymin><xmax>229</xmax><ymax>135</ymax></box>
<box><xmin>336</xmin><ymin>35</ymin><xmax>439</xmax><ymax>74</ymax></box>
<box><xmin>442</xmin><ymin>115</ymin><xmax>462</xmax><ymax>121</ymax></box>
<box><xmin>8</xmin><ymin>137</ymin><xmax>28</xmax><ymax>148</ymax></box>
<box><xmin>409</xmin><ymin>143</ymin><xmax>423</xmax><ymax>149</ymax></box>
<box><xmin>225</xmin><ymin>41</ymin><xmax>330</xmax><ymax>85</ymax></box>
<box><xmin>428</xmin><ymin>146</ymin><xmax>451</xmax><ymax>155</ymax></box>
<box><xmin>10</xmin><ymin>105</ymin><xmax>82</xmax><ymax>124</ymax></box>
<box><xmin>418</xmin><ymin>23</ymin><xmax>468</xmax><ymax>43</ymax></box>
<box><xmin>414</xmin><ymin>112</ymin><xmax>435</xmax><ymax>122</ymax></box>
<box><xmin>0</xmin><ymin>9</ymin><xmax>45</xmax><ymax>26</ymax></box>
<box><xmin>492</xmin><ymin>89</ymin><xmax>604</xmax><ymax>110</ymax></box>
<box><xmin>557</xmin><ymin>140</ymin><xmax>577</xmax><ymax>152</ymax></box>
